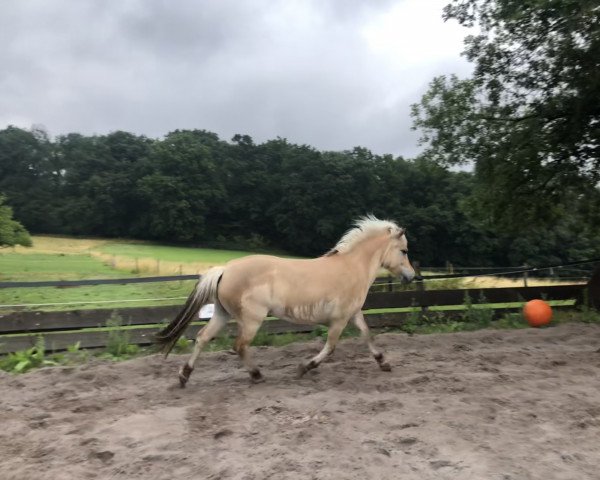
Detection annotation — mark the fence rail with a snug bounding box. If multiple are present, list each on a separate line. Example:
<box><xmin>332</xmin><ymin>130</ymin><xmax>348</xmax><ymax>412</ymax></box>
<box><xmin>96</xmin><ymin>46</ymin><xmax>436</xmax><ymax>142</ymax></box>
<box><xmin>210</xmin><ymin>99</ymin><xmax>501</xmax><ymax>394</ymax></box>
<box><xmin>0</xmin><ymin>283</ymin><xmax>590</xmax><ymax>355</ymax></box>
<box><xmin>4</xmin><ymin>255</ymin><xmax>598</xmax><ymax>288</ymax></box>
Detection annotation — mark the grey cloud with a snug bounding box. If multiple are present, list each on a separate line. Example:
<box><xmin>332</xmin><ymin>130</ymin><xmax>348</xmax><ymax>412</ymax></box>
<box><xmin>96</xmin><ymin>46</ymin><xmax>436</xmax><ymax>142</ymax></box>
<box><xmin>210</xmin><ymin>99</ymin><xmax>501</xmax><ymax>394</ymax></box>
<box><xmin>0</xmin><ymin>0</ymin><xmax>471</xmax><ymax>157</ymax></box>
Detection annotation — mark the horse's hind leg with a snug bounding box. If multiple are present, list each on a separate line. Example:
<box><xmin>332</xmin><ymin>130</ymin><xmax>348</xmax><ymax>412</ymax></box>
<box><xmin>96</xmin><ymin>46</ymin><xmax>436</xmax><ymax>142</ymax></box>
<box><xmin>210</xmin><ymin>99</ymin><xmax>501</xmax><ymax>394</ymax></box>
<box><xmin>352</xmin><ymin>312</ymin><xmax>391</xmax><ymax>371</ymax></box>
<box><xmin>234</xmin><ymin>312</ymin><xmax>266</xmax><ymax>383</ymax></box>
<box><xmin>179</xmin><ymin>303</ymin><xmax>230</xmax><ymax>387</ymax></box>
<box><xmin>297</xmin><ymin>320</ymin><xmax>345</xmax><ymax>378</ymax></box>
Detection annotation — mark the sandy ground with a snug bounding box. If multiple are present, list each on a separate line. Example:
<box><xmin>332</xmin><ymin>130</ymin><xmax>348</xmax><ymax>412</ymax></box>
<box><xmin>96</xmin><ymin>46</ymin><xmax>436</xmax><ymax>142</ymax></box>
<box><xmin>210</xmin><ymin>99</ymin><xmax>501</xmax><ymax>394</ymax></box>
<box><xmin>1</xmin><ymin>323</ymin><xmax>600</xmax><ymax>480</ymax></box>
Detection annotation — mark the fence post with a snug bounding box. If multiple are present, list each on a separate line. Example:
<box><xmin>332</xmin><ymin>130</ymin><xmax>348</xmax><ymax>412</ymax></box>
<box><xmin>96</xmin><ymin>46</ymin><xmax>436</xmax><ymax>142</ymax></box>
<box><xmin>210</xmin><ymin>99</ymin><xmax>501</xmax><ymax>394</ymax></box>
<box><xmin>156</xmin><ymin>259</ymin><xmax>160</xmax><ymax>274</ymax></box>
<box><xmin>413</xmin><ymin>261</ymin><xmax>428</xmax><ymax>317</ymax></box>
<box><xmin>577</xmin><ymin>263</ymin><xmax>600</xmax><ymax>311</ymax></box>
<box><xmin>413</xmin><ymin>261</ymin><xmax>423</xmax><ymax>290</ymax></box>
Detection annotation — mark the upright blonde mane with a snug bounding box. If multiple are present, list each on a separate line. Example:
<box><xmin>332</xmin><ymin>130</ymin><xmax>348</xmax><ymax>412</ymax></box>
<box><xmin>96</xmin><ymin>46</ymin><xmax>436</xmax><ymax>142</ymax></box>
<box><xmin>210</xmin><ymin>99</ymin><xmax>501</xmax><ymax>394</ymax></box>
<box><xmin>325</xmin><ymin>215</ymin><xmax>403</xmax><ymax>256</ymax></box>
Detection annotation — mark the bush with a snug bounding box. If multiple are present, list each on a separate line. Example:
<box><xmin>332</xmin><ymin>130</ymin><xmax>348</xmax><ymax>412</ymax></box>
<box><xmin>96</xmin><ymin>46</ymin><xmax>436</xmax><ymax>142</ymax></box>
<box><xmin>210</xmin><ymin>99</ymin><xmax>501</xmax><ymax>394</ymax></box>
<box><xmin>462</xmin><ymin>292</ymin><xmax>495</xmax><ymax>325</ymax></box>
<box><xmin>0</xmin><ymin>336</ymin><xmax>57</xmax><ymax>373</ymax></box>
<box><xmin>105</xmin><ymin>312</ymin><xmax>140</xmax><ymax>357</ymax></box>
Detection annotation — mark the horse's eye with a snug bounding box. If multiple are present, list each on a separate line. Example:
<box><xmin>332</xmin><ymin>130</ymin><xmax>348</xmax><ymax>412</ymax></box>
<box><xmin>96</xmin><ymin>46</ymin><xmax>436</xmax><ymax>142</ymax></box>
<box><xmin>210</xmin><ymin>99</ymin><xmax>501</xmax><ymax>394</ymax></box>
<box><xmin>401</xmin><ymin>249</ymin><xmax>408</xmax><ymax>255</ymax></box>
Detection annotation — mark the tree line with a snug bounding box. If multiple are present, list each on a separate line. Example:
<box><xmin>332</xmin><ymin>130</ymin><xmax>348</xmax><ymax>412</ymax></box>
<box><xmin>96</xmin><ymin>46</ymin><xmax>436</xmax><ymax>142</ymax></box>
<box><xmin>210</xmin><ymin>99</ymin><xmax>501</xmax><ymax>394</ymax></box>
<box><xmin>413</xmin><ymin>0</ymin><xmax>600</xmax><ymax>237</ymax></box>
<box><xmin>1</xmin><ymin>124</ymin><xmax>598</xmax><ymax>268</ymax></box>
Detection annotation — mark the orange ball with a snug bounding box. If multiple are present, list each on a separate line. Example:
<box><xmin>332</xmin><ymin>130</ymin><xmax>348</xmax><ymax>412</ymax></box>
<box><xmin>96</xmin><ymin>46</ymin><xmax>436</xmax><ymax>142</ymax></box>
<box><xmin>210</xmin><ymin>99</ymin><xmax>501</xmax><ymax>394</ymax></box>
<box><xmin>523</xmin><ymin>299</ymin><xmax>553</xmax><ymax>327</ymax></box>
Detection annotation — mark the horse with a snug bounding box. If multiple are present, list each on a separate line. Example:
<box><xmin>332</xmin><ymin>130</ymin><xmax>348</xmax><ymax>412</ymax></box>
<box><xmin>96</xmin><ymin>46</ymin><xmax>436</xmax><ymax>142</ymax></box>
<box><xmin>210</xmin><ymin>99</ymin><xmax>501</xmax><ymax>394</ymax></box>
<box><xmin>155</xmin><ymin>216</ymin><xmax>416</xmax><ymax>387</ymax></box>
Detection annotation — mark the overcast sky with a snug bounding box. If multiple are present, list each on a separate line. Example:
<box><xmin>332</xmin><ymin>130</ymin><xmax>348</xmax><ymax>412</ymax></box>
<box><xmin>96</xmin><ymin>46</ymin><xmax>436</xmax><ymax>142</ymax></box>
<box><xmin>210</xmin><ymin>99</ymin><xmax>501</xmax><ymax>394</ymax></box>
<box><xmin>0</xmin><ymin>0</ymin><xmax>473</xmax><ymax>157</ymax></box>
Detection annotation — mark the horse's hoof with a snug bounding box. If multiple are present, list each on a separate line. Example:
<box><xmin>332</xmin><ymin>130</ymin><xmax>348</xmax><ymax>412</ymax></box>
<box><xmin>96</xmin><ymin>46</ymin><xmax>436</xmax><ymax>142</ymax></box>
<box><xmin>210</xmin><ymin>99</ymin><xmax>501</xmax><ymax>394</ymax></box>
<box><xmin>250</xmin><ymin>369</ymin><xmax>265</xmax><ymax>383</ymax></box>
<box><xmin>379</xmin><ymin>362</ymin><xmax>392</xmax><ymax>372</ymax></box>
<box><xmin>296</xmin><ymin>359</ymin><xmax>318</xmax><ymax>378</ymax></box>
<box><xmin>178</xmin><ymin>364</ymin><xmax>193</xmax><ymax>388</ymax></box>
<box><xmin>296</xmin><ymin>364</ymin><xmax>308</xmax><ymax>379</ymax></box>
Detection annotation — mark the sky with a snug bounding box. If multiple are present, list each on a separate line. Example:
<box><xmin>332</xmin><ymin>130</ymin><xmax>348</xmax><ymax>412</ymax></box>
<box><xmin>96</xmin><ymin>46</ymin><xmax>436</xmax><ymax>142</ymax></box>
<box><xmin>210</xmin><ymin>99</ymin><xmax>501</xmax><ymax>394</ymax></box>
<box><xmin>0</xmin><ymin>0</ymin><xmax>473</xmax><ymax>158</ymax></box>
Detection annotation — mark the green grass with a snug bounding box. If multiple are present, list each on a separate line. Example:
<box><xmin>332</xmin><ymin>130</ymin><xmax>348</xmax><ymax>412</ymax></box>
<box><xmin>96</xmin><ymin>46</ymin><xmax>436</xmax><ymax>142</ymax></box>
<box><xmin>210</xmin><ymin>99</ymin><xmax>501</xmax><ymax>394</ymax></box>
<box><xmin>0</xmin><ymin>279</ymin><xmax>197</xmax><ymax>311</ymax></box>
<box><xmin>0</xmin><ymin>251</ymin><xmax>173</xmax><ymax>311</ymax></box>
<box><xmin>97</xmin><ymin>243</ymin><xmax>257</xmax><ymax>263</ymax></box>
<box><xmin>0</xmin><ymin>336</ymin><xmax>57</xmax><ymax>373</ymax></box>
<box><xmin>0</xmin><ymin>237</ymin><xmax>269</xmax><ymax>312</ymax></box>
<box><xmin>0</xmin><ymin>253</ymin><xmax>129</xmax><ymax>281</ymax></box>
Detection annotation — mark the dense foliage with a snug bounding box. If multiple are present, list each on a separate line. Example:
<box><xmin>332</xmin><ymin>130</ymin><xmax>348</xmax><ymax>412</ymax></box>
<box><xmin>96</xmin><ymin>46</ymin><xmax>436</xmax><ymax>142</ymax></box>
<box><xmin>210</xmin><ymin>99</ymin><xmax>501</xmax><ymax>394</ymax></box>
<box><xmin>1</xmin><ymin>124</ymin><xmax>598</xmax><ymax>267</ymax></box>
<box><xmin>0</xmin><ymin>194</ymin><xmax>31</xmax><ymax>248</ymax></box>
<box><xmin>412</xmin><ymin>0</ymin><xmax>600</xmax><ymax>232</ymax></box>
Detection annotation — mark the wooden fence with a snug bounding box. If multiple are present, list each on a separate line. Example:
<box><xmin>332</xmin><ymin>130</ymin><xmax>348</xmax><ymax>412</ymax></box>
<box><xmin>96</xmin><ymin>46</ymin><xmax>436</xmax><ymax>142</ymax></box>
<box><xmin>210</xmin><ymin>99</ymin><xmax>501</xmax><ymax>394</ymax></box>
<box><xmin>0</xmin><ymin>283</ymin><xmax>589</xmax><ymax>354</ymax></box>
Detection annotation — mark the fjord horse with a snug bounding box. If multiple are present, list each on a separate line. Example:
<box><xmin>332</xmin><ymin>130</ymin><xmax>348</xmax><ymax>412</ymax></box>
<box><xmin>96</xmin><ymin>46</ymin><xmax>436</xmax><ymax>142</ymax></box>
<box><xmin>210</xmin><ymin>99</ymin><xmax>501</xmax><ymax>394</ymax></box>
<box><xmin>156</xmin><ymin>216</ymin><xmax>415</xmax><ymax>386</ymax></box>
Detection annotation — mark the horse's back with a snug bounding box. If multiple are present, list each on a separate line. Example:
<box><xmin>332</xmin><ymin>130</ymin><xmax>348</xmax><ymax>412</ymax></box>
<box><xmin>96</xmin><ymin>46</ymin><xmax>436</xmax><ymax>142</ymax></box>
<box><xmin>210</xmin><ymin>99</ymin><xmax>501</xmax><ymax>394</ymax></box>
<box><xmin>222</xmin><ymin>254</ymin><xmax>328</xmax><ymax>287</ymax></box>
<box><xmin>217</xmin><ymin>253</ymin><xmax>353</xmax><ymax>317</ymax></box>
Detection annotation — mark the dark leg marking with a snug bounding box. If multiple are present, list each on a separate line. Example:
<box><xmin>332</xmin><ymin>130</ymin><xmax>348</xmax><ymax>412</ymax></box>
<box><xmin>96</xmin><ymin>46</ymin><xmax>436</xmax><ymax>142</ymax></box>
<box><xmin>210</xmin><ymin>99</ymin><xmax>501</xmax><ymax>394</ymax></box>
<box><xmin>296</xmin><ymin>360</ymin><xmax>318</xmax><ymax>378</ymax></box>
<box><xmin>250</xmin><ymin>368</ymin><xmax>265</xmax><ymax>383</ymax></box>
<box><xmin>374</xmin><ymin>353</ymin><xmax>392</xmax><ymax>372</ymax></box>
<box><xmin>179</xmin><ymin>363</ymin><xmax>194</xmax><ymax>388</ymax></box>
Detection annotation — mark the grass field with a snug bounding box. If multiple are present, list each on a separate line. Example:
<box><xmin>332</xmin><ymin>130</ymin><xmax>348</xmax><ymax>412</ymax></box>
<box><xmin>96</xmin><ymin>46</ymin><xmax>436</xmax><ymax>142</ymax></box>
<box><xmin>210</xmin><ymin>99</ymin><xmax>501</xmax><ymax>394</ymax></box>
<box><xmin>96</xmin><ymin>243</ymin><xmax>255</xmax><ymax>264</ymax></box>
<box><xmin>9</xmin><ymin>235</ymin><xmax>260</xmax><ymax>276</ymax></box>
<box><xmin>0</xmin><ymin>253</ymin><xmax>128</xmax><ymax>281</ymax></box>
<box><xmin>1</xmin><ymin>236</ymin><xmax>261</xmax><ymax>312</ymax></box>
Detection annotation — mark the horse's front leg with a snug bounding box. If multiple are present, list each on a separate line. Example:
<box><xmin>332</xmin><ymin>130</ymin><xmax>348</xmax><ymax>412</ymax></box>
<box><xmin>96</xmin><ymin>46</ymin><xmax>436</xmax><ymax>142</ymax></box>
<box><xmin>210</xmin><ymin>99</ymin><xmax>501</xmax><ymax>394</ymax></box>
<box><xmin>352</xmin><ymin>312</ymin><xmax>391</xmax><ymax>371</ymax></box>
<box><xmin>297</xmin><ymin>320</ymin><xmax>345</xmax><ymax>378</ymax></box>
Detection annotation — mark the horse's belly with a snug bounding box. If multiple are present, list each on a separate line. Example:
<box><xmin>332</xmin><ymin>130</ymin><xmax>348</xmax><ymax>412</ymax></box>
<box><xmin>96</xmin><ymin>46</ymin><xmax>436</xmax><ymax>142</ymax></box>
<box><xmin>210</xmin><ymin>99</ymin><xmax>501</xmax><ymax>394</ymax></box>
<box><xmin>269</xmin><ymin>300</ymin><xmax>339</xmax><ymax>325</ymax></box>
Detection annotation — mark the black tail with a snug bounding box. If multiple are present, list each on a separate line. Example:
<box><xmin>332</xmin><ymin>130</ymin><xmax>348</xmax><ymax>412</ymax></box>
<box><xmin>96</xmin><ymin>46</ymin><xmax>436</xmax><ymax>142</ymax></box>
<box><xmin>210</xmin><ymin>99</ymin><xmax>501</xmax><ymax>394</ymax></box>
<box><xmin>155</xmin><ymin>267</ymin><xmax>224</xmax><ymax>356</ymax></box>
<box><xmin>155</xmin><ymin>280</ymin><xmax>202</xmax><ymax>356</ymax></box>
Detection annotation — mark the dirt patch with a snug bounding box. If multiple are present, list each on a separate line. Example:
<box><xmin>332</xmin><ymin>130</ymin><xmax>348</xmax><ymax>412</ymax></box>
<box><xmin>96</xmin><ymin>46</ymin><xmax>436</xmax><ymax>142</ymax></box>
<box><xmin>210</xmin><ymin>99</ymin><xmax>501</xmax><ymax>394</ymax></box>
<box><xmin>1</xmin><ymin>323</ymin><xmax>600</xmax><ymax>479</ymax></box>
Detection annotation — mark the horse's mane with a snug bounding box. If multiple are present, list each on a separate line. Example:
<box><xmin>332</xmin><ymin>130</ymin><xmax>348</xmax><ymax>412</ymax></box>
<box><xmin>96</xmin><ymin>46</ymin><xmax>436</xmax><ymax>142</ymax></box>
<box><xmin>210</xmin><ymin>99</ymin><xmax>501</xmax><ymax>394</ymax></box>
<box><xmin>324</xmin><ymin>215</ymin><xmax>402</xmax><ymax>256</ymax></box>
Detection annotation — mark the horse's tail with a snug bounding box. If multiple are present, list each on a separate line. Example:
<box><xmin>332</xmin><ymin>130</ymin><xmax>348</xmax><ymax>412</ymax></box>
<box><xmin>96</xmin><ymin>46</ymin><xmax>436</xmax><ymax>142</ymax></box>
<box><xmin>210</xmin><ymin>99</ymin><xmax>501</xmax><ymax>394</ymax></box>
<box><xmin>155</xmin><ymin>266</ymin><xmax>225</xmax><ymax>357</ymax></box>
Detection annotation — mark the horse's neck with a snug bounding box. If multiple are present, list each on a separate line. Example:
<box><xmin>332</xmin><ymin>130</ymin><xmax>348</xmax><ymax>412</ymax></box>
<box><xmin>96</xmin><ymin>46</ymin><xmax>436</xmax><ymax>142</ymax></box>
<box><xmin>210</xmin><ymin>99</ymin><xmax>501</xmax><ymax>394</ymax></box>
<box><xmin>344</xmin><ymin>235</ymin><xmax>388</xmax><ymax>288</ymax></box>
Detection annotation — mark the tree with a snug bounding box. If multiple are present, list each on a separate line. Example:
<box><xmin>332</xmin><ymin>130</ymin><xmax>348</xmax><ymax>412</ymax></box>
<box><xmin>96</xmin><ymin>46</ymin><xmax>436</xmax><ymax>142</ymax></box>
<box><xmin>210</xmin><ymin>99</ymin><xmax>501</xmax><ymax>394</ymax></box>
<box><xmin>0</xmin><ymin>126</ymin><xmax>60</xmax><ymax>232</ymax></box>
<box><xmin>55</xmin><ymin>131</ymin><xmax>153</xmax><ymax>236</ymax></box>
<box><xmin>0</xmin><ymin>195</ymin><xmax>32</xmax><ymax>247</ymax></box>
<box><xmin>134</xmin><ymin>130</ymin><xmax>226</xmax><ymax>242</ymax></box>
<box><xmin>210</xmin><ymin>134</ymin><xmax>277</xmax><ymax>244</ymax></box>
<box><xmin>412</xmin><ymin>0</ymin><xmax>600</xmax><ymax>231</ymax></box>
<box><xmin>372</xmin><ymin>156</ymin><xmax>500</xmax><ymax>266</ymax></box>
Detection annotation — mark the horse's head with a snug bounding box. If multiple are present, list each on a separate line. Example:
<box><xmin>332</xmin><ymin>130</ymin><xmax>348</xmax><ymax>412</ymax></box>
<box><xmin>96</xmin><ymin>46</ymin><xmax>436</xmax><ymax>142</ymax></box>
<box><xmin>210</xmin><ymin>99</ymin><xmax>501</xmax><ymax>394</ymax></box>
<box><xmin>382</xmin><ymin>227</ymin><xmax>415</xmax><ymax>283</ymax></box>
